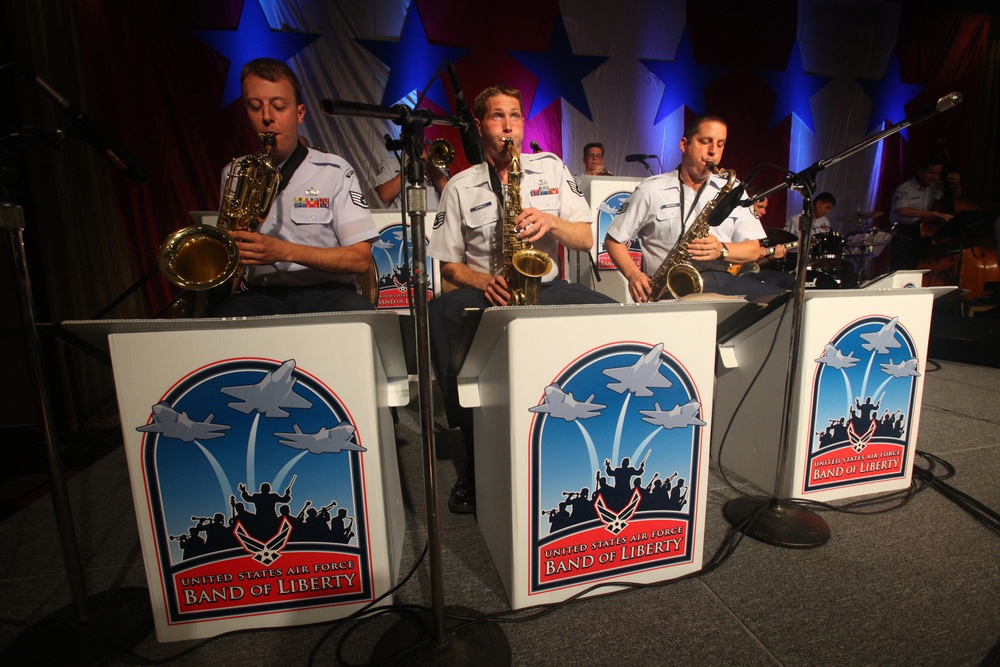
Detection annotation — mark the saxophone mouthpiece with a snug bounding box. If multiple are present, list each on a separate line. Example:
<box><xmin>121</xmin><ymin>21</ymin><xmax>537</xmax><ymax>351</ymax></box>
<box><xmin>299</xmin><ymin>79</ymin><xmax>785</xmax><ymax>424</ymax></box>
<box><xmin>705</xmin><ymin>161</ymin><xmax>720</xmax><ymax>174</ymax></box>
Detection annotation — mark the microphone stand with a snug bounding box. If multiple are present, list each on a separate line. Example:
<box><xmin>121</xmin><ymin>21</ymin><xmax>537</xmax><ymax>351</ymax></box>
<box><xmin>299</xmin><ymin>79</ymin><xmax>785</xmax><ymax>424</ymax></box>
<box><xmin>722</xmin><ymin>93</ymin><xmax>963</xmax><ymax>548</ymax></box>
<box><xmin>322</xmin><ymin>100</ymin><xmax>509</xmax><ymax>664</ymax></box>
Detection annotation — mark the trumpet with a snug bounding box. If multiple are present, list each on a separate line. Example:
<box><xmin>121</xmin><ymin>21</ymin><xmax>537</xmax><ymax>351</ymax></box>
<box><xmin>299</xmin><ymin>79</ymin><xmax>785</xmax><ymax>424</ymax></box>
<box><xmin>426</xmin><ymin>138</ymin><xmax>455</xmax><ymax>171</ymax></box>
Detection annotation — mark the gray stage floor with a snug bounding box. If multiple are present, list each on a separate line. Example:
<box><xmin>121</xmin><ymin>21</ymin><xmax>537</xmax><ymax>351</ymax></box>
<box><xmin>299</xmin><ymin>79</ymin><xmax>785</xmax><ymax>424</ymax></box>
<box><xmin>0</xmin><ymin>360</ymin><xmax>997</xmax><ymax>666</ymax></box>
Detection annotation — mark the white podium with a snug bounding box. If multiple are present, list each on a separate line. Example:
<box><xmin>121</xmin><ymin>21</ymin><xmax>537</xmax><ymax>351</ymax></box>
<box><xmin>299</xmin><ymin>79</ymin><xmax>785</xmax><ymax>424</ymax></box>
<box><xmin>713</xmin><ymin>285</ymin><xmax>938</xmax><ymax>502</ymax></box>
<box><xmin>63</xmin><ymin>312</ymin><xmax>407</xmax><ymax>641</ymax></box>
<box><xmin>457</xmin><ymin>301</ymin><xmax>741</xmax><ymax>609</ymax></box>
<box><xmin>570</xmin><ymin>176</ymin><xmax>644</xmax><ymax>303</ymax></box>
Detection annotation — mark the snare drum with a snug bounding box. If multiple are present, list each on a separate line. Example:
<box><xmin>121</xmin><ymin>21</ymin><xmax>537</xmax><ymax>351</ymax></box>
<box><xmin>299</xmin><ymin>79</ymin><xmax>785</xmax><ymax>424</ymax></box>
<box><xmin>810</xmin><ymin>232</ymin><xmax>843</xmax><ymax>270</ymax></box>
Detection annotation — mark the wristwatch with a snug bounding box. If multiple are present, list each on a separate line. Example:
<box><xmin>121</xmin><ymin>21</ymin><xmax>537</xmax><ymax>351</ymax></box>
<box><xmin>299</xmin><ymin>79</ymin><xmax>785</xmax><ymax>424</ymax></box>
<box><xmin>719</xmin><ymin>243</ymin><xmax>730</xmax><ymax>260</ymax></box>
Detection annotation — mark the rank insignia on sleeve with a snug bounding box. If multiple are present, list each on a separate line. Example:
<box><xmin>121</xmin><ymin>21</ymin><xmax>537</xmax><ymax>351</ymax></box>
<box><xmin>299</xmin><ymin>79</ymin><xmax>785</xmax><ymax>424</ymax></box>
<box><xmin>568</xmin><ymin>179</ymin><xmax>583</xmax><ymax>197</ymax></box>
<box><xmin>349</xmin><ymin>191</ymin><xmax>369</xmax><ymax>208</ymax></box>
<box><xmin>433</xmin><ymin>211</ymin><xmax>446</xmax><ymax>229</ymax></box>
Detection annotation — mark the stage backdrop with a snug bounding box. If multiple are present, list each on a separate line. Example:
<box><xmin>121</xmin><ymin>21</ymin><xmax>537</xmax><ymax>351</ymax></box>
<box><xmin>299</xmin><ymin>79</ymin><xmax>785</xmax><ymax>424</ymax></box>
<box><xmin>7</xmin><ymin>0</ymin><xmax>997</xmax><ymax>316</ymax></box>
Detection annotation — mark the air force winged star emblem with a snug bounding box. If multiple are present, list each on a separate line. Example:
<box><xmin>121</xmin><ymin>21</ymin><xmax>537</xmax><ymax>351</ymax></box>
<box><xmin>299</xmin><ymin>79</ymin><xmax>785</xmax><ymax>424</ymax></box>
<box><xmin>595</xmin><ymin>489</ymin><xmax>642</xmax><ymax>534</ymax></box>
<box><xmin>221</xmin><ymin>359</ymin><xmax>312</xmax><ymax>418</ymax></box>
<box><xmin>234</xmin><ymin>518</ymin><xmax>293</xmax><ymax>565</ymax></box>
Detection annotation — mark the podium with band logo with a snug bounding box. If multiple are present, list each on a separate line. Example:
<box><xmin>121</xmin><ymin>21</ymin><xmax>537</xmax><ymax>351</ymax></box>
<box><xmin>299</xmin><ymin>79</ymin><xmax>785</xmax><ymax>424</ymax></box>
<box><xmin>570</xmin><ymin>176</ymin><xmax>644</xmax><ymax>303</ymax></box>
<box><xmin>713</xmin><ymin>284</ymin><xmax>940</xmax><ymax>502</ymax></box>
<box><xmin>64</xmin><ymin>312</ymin><xmax>407</xmax><ymax>641</ymax></box>
<box><xmin>457</xmin><ymin>300</ymin><xmax>742</xmax><ymax>609</ymax></box>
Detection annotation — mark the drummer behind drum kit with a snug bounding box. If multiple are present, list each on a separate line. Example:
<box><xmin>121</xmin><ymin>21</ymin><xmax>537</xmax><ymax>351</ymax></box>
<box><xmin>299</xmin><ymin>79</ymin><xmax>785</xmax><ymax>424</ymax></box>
<box><xmin>765</xmin><ymin>210</ymin><xmax>888</xmax><ymax>289</ymax></box>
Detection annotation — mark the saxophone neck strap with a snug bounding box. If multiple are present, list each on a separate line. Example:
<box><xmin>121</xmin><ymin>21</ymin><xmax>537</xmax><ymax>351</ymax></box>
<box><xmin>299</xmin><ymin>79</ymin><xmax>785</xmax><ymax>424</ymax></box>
<box><xmin>487</xmin><ymin>161</ymin><xmax>505</xmax><ymax>206</ymax></box>
<box><xmin>677</xmin><ymin>167</ymin><xmax>710</xmax><ymax>234</ymax></box>
<box><xmin>276</xmin><ymin>140</ymin><xmax>309</xmax><ymax>194</ymax></box>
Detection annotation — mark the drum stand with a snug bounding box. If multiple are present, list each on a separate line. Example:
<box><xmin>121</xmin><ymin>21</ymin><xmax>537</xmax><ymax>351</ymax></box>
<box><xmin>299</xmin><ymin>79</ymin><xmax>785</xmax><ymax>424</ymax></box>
<box><xmin>722</xmin><ymin>93</ymin><xmax>963</xmax><ymax>548</ymax></box>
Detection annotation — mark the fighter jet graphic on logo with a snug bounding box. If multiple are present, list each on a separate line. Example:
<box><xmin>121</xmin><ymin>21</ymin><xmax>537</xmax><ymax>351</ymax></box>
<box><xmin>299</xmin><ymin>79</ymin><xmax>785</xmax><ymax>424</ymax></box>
<box><xmin>135</xmin><ymin>402</ymin><xmax>230</xmax><ymax>442</ymax></box>
<box><xmin>880</xmin><ymin>358</ymin><xmax>920</xmax><ymax>378</ymax></box>
<box><xmin>815</xmin><ymin>344</ymin><xmax>859</xmax><ymax>369</ymax></box>
<box><xmin>528</xmin><ymin>384</ymin><xmax>606</xmax><ymax>420</ymax></box>
<box><xmin>274</xmin><ymin>423</ymin><xmax>367</xmax><ymax>454</ymax></box>
<box><xmin>638</xmin><ymin>399</ymin><xmax>706</xmax><ymax>429</ymax></box>
<box><xmin>603</xmin><ymin>343</ymin><xmax>672</xmax><ymax>397</ymax></box>
<box><xmin>221</xmin><ymin>359</ymin><xmax>313</xmax><ymax>418</ymax></box>
<box><xmin>595</xmin><ymin>489</ymin><xmax>642</xmax><ymax>535</ymax></box>
<box><xmin>234</xmin><ymin>518</ymin><xmax>293</xmax><ymax>566</ymax></box>
<box><xmin>860</xmin><ymin>316</ymin><xmax>901</xmax><ymax>354</ymax></box>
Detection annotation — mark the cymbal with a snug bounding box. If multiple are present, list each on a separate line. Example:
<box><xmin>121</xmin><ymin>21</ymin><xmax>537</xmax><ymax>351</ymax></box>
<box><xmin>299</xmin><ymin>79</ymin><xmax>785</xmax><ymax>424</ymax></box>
<box><xmin>840</xmin><ymin>210</ymin><xmax>883</xmax><ymax>223</ymax></box>
<box><xmin>764</xmin><ymin>227</ymin><xmax>797</xmax><ymax>245</ymax></box>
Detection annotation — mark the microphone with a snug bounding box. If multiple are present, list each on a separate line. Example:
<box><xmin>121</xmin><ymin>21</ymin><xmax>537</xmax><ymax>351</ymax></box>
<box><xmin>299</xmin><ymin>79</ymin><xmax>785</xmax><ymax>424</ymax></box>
<box><xmin>530</xmin><ymin>141</ymin><xmax>541</xmax><ymax>153</ymax></box>
<box><xmin>625</xmin><ymin>153</ymin><xmax>657</xmax><ymax>163</ymax></box>
<box><xmin>706</xmin><ymin>182</ymin><xmax>747</xmax><ymax>227</ymax></box>
<box><xmin>706</xmin><ymin>165</ymin><xmax>761</xmax><ymax>227</ymax></box>
<box><xmin>30</xmin><ymin>71</ymin><xmax>150</xmax><ymax>182</ymax></box>
<box><xmin>447</xmin><ymin>62</ymin><xmax>483</xmax><ymax>165</ymax></box>
<box><xmin>905</xmin><ymin>92</ymin><xmax>962</xmax><ymax>127</ymax></box>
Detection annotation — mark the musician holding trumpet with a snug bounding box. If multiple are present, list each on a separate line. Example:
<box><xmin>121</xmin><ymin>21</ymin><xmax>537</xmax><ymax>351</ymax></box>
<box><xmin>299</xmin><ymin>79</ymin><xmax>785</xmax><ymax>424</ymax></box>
<box><xmin>211</xmin><ymin>58</ymin><xmax>379</xmax><ymax>317</ymax></box>
<box><xmin>605</xmin><ymin>115</ymin><xmax>786</xmax><ymax>302</ymax></box>
<box><xmin>428</xmin><ymin>84</ymin><xmax>617</xmax><ymax>513</ymax></box>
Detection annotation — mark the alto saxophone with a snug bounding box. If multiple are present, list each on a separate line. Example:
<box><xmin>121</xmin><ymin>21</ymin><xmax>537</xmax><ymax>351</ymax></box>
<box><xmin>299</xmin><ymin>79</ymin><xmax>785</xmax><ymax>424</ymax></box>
<box><xmin>648</xmin><ymin>163</ymin><xmax>737</xmax><ymax>300</ymax></box>
<box><xmin>498</xmin><ymin>137</ymin><xmax>553</xmax><ymax>305</ymax></box>
<box><xmin>158</xmin><ymin>132</ymin><xmax>281</xmax><ymax>290</ymax></box>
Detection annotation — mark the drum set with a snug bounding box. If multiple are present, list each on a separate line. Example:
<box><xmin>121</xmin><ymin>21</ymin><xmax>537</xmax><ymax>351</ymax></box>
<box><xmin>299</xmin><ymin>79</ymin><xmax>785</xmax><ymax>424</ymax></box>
<box><xmin>766</xmin><ymin>211</ymin><xmax>889</xmax><ymax>288</ymax></box>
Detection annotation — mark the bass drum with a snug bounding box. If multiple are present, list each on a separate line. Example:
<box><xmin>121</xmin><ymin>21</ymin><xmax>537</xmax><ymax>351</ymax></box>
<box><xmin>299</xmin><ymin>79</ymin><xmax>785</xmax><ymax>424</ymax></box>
<box><xmin>810</xmin><ymin>232</ymin><xmax>843</xmax><ymax>270</ymax></box>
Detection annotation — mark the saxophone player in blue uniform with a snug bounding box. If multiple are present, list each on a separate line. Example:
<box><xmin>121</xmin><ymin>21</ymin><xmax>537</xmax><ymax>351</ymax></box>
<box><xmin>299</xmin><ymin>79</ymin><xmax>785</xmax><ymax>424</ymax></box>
<box><xmin>605</xmin><ymin>114</ymin><xmax>786</xmax><ymax>303</ymax></box>
<box><xmin>428</xmin><ymin>84</ymin><xmax>617</xmax><ymax>513</ymax></box>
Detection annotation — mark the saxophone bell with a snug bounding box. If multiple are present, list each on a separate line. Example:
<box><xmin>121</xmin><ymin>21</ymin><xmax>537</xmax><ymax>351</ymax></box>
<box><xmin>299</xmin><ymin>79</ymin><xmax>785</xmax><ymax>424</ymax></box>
<box><xmin>498</xmin><ymin>138</ymin><xmax>553</xmax><ymax>305</ymax></box>
<box><xmin>157</xmin><ymin>132</ymin><xmax>281</xmax><ymax>291</ymax></box>
<box><xmin>648</xmin><ymin>165</ymin><xmax>737</xmax><ymax>301</ymax></box>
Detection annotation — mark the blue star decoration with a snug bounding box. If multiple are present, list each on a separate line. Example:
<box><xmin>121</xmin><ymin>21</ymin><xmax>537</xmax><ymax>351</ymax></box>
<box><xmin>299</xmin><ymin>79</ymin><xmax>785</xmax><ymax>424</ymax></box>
<box><xmin>757</xmin><ymin>41</ymin><xmax>831</xmax><ymax>132</ymax></box>
<box><xmin>859</xmin><ymin>53</ymin><xmax>924</xmax><ymax>140</ymax></box>
<box><xmin>640</xmin><ymin>31</ymin><xmax>726</xmax><ymax>124</ymax></box>
<box><xmin>192</xmin><ymin>0</ymin><xmax>321</xmax><ymax>108</ymax></box>
<box><xmin>509</xmin><ymin>16</ymin><xmax>608</xmax><ymax>120</ymax></box>
<box><xmin>356</xmin><ymin>5</ymin><xmax>467</xmax><ymax>111</ymax></box>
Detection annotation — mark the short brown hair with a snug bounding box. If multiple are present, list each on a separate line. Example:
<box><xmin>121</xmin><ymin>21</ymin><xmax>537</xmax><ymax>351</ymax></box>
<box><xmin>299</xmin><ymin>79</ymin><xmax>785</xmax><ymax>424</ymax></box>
<box><xmin>240</xmin><ymin>57</ymin><xmax>302</xmax><ymax>105</ymax></box>
<box><xmin>473</xmin><ymin>84</ymin><xmax>523</xmax><ymax>121</ymax></box>
<box><xmin>683</xmin><ymin>114</ymin><xmax>727</xmax><ymax>141</ymax></box>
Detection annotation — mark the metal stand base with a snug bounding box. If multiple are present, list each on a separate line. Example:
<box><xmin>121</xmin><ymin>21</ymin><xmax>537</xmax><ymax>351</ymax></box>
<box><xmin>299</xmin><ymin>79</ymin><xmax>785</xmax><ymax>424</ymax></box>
<box><xmin>0</xmin><ymin>586</ymin><xmax>153</xmax><ymax>664</ymax></box>
<box><xmin>371</xmin><ymin>605</ymin><xmax>510</xmax><ymax>666</ymax></box>
<box><xmin>723</xmin><ymin>496</ymin><xmax>830</xmax><ymax>549</ymax></box>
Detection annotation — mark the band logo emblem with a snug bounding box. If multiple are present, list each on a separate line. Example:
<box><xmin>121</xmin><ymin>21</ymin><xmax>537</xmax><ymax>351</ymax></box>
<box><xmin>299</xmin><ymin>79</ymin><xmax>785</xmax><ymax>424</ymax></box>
<box><xmin>596</xmin><ymin>191</ymin><xmax>641</xmax><ymax>270</ymax></box>
<box><xmin>805</xmin><ymin>315</ymin><xmax>919</xmax><ymax>492</ymax></box>
<box><xmin>134</xmin><ymin>358</ymin><xmax>373</xmax><ymax>623</ymax></box>
<box><xmin>371</xmin><ymin>223</ymin><xmax>433</xmax><ymax>309</ymax></box>
<box><xmin>528</xmin><ymin>342</ymin><xmax>702</xmax><ymax>593</ymax></box>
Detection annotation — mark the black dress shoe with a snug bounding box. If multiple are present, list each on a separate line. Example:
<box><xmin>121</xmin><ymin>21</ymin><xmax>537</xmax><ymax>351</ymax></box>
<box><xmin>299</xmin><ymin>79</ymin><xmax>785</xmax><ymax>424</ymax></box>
<box><xmin>448</xmin><ymin>468</ymin><xmax>476</xmax><ymax>514</ymax></box>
